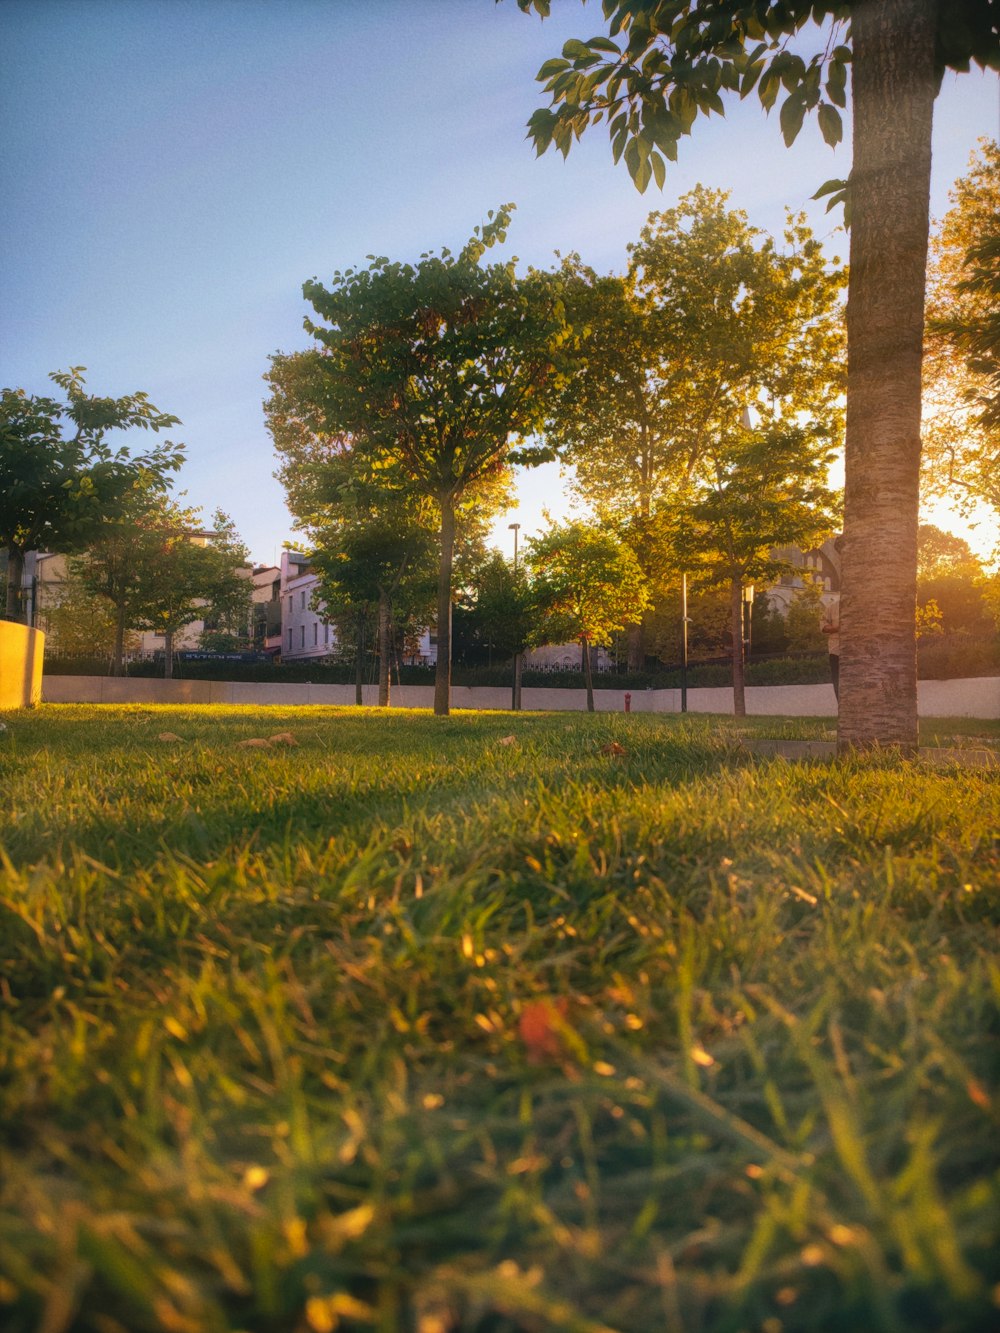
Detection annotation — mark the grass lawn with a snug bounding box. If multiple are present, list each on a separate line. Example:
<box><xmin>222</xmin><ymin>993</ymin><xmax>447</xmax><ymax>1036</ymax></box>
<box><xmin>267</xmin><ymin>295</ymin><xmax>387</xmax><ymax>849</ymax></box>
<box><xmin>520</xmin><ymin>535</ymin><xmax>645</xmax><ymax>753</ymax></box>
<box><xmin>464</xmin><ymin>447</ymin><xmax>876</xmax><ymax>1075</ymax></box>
<box><xmin>1</xmin><ymin>705</ymin><xmax>998</xmax><ymax>1333</ymax></box>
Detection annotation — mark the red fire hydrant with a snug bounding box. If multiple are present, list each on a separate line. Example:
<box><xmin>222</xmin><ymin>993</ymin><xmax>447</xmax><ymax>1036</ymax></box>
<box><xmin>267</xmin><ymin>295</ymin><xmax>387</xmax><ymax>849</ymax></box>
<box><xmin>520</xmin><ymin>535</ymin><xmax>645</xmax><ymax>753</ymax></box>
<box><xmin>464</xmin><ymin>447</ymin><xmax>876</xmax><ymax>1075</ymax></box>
<box><xmin>624</xmin><ymin>692</ymin><xmax>632</xmax><ymax>713</ymax></box>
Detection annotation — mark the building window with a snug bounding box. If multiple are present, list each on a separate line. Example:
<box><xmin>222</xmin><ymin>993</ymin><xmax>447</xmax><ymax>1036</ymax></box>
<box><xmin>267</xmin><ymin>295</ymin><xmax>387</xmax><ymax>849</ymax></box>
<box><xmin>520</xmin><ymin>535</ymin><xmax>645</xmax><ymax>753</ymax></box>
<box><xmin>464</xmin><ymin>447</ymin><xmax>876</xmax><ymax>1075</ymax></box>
<box><xmin>287</xmin><ymin>629</ymin><xmax>292</xmax><ymax>651</ymax></box>
<box><xmin>300</xmin><ymin>590</ymin><xmax>306</xmax><ymax>610</ymax></box>
<box><xmin>300</xmin><ymin>625</ymin><xmax>305</xmax><ymax>648</ymax></box>
<box><xmin>287</xmin><ymin>595</ymin><xmax>292</xmax><ymax>614</ymax></box>
<box><xmin>324</xmin><ymin>624</ymin><xmax>330</xmax><ymax>645</ymax></box>
<box><xmin>313</xmin><ymin>623</ymin><xmax>318</xmax><ymax>646</ymax></box>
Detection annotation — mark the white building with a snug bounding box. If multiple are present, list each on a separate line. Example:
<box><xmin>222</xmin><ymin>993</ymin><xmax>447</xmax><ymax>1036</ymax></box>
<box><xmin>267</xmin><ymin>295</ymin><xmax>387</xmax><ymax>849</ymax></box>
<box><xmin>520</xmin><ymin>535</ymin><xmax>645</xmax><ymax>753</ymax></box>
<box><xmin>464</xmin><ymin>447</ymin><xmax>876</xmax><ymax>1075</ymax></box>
<box><xmin>279</xmin><ymin>551</ymin><xmax>336</xmax><ymax>660</ymax></box>
<box><xmin>766</xmin><ymin>537</ymin><xmax>842</xmax><ymax>619</ymax></box>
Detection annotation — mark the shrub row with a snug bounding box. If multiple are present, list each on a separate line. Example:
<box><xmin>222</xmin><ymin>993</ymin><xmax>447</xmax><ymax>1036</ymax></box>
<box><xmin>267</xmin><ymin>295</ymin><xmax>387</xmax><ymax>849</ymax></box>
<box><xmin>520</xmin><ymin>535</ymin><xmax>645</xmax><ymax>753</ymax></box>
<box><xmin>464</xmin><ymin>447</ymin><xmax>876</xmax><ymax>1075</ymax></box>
<box><xmin>43</xmin><ymin>635</ymin><xmax>999</xmax><ymax>687</ymax></box>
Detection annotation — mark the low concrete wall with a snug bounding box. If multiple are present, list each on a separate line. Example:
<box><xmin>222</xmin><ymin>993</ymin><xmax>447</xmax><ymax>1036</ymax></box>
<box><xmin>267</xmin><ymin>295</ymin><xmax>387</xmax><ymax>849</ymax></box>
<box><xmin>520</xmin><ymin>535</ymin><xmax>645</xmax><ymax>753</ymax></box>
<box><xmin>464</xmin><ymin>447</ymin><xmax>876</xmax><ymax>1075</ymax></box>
<box><xmin>40</xmin><ymin>674</ymin><xmax>1000</xmax><ymax>718</ymax></box>
<box><xmin>1</xmin><ymin>623</ymin><xmax>45</xmax><ymax>708</ymax></box>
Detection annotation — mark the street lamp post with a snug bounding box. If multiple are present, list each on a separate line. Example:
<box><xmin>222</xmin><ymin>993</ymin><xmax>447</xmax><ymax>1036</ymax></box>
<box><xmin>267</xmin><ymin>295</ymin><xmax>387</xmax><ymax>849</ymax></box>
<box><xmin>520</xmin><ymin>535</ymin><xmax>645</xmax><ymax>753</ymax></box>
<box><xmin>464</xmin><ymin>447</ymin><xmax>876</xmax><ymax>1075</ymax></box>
<box><xmin>509</xmin><ymin>523</ymin><xmax>522</xmax><ymax>710</ymax></box>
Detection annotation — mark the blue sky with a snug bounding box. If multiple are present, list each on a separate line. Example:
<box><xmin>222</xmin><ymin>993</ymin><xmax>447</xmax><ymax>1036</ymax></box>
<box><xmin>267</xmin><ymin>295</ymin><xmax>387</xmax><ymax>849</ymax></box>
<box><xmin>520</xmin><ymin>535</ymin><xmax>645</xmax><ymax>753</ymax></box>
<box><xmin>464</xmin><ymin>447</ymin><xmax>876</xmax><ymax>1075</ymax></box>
<box><xmin>2</xmin><ymin>0</ymin><xmax>998</xmax><ymax>564</ymax></box>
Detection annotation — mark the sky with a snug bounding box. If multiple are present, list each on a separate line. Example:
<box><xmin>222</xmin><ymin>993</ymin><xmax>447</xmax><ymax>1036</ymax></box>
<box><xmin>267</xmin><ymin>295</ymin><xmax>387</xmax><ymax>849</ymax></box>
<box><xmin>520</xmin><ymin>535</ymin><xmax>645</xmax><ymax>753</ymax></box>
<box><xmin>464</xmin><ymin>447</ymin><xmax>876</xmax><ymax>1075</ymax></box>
<box><xmin>2</xmin><ymin>0</ymin><xmax>998</xmax><ymax>566</ymax></box>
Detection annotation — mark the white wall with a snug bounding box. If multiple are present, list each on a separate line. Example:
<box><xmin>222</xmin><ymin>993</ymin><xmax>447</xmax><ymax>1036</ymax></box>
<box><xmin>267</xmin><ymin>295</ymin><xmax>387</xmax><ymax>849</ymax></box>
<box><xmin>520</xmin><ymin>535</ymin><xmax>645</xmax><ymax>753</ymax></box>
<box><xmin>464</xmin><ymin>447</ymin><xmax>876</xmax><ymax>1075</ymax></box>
<box><xmin>40</xmin><ymin>676</ymin><xmax>1000</xmax><ymax>718</ymax></box>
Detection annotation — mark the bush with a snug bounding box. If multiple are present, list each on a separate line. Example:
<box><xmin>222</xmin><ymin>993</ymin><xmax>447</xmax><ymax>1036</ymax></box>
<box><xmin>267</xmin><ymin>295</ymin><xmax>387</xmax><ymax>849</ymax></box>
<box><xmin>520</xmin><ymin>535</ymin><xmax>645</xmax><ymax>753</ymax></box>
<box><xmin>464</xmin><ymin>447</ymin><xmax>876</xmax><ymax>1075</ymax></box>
<box><xmin>43</xmin><ymin>638</ymin><xmax>1000</xmax><ymax>685</ymax></box>
<box><xmin>917</xmin><ymin>634</ymin><xmax>1000</xmax><ymax>679</ymax></box>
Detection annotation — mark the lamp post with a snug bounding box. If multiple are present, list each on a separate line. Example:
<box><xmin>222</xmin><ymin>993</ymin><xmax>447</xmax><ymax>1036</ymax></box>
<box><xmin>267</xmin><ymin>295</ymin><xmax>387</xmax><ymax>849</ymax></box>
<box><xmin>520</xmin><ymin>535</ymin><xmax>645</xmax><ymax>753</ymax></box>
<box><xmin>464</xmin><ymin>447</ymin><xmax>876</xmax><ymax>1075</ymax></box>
<box><xmin>509</xmin><ymin>523</ymin><xmax>522</xmax><ymax>710</ymax></box>
<box><xmin>509</xmin><ymin>522</ymin><xmax>520</xmax><ymax>570</ymax></box>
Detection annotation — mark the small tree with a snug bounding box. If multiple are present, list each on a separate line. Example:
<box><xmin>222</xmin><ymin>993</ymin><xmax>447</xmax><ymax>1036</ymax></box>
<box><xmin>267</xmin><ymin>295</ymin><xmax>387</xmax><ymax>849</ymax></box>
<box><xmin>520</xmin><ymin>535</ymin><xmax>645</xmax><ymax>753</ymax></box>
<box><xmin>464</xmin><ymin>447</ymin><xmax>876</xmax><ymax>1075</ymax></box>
<box><xmin>455</xmin><ymin>549</ymin><xmax>536</xmax><ymax>707</ymax></box>
<box><xmin>311</xmin><ymin>515</ymin><xmax>437</xmax><ymax>705</ymax></box>
<box><xmin>917</xmin><ymin>523</ymin><xmax>995</xmax><ymax>639</ymax></box>
<box><xmin>300</xmin><ymin>207</ymin><xmax>567</xmax><ymax>715</ymax></box>
<box><xmin>545</xmin><ymin>190</ymin><xmax>844</xmax><ymax>668</ymax></box>
<box><xmin>528</xmin><ymin>521</ymin><xmax>650</xmax><ymax>711</ymax></box>
<box><xmin>40</xmin><ymin>580</ymin><xmax>139</xmax><ymax>664</ymax></box>
<box><xmin>268</xmin><ymin>351</ymin><xmax>462</xmax><ymax>706</ymax></box>
<box><xmin>0</xmin><ymin>368</ymin><xmax>182</xmax><ymax>622</ymax></box>
<box><xmin>666</xmin><ymin>422</ymin><xmax>840</xmax><ymax>714</ymax></box>
<box><xmin>78</xmin><ymin>499</ymin><xmax>251</xmax><ymax>678</ymax></box>
<box><xmin>785</xmin><ymin>585</ymin><xmax>827</xmax><ymax>653</ymax></box>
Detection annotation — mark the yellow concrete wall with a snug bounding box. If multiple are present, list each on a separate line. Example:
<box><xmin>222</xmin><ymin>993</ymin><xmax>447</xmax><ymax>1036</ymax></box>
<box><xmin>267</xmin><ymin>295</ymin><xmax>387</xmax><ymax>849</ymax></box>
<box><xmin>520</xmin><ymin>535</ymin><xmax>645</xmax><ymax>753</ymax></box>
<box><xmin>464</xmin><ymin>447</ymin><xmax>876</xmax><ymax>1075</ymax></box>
<box><xmin>0</xmin><ymin>622</ymin><xmax>45</xmax><ymax>708</ymax></box>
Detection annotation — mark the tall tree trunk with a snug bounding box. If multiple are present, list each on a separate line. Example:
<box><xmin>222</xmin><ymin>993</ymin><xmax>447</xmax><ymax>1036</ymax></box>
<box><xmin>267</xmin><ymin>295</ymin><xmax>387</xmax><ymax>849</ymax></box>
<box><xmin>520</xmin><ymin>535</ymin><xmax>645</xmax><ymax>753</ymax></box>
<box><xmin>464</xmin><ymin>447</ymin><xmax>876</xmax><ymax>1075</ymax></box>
<box><xmin>355</xmin><ymin>612</ymin><xmax>364</xmax><ymax>706</ymax></box>
<box><xmin>582</xmin><ymin>635</ymin><xmax>595</xmax><ymax>712</ymax></box>
<box><xmin>433</xmin><ymin>494</ymin><xmax>455</xmax><ymax>716</ymax></box>
<box><xmin>377</xmin><ymin>589</ymin><xmax>391</xmax><ymax>707</ymax></box>
<box><xmin>163</xmin><ymin>629</ymin><xmax>174</xmax><ymax>679</ymax></box>
<box><xmin>4</xmin><ymin>547</ymin><xmax>25</xmax><ymax>622</ymax></box>
<box><xmin>111</xmin><ymin>606</ymin><xmax>127</xmax><ymax>677</ymax></box>
<box><xmin>839</xmin><ymin>0</ymin><xmax>936</xmax><ymax>755</ymax></box>
<box><xmin>730</xmin><ymin>576</ymin><xmax>746</xmax><ymax>718</ymax></box>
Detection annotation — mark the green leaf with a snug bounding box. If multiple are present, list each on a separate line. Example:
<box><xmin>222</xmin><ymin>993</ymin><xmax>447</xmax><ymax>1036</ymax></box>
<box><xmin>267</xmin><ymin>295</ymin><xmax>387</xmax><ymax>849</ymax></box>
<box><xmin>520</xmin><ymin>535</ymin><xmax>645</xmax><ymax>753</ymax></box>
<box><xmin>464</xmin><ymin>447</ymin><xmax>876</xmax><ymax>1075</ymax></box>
<box><xmin>650</xmin><ymin>150</ymin><xmax>666</xmax><ymax>190</ymax></box>
<box><xmin>758</xmin><ymin>69</ymin><xmax>779</xmax><ymax>111</ymax></box>
<box><xmin>818</xmin><ymin>103</ymin><xmax>843</xmax><ymax>148</ymax></box>
<box><xmin>779</xmin><ymin>92</ymin><xmax>806</xmax><ymax>147</ymax></box>
<box><xmin>585</xmin><ymin>36</ymin><xmax>620</xmax><ymax>55</ymax></box>
<box><xmin>562</xmin><ymin>38</ymin><xmax>593</xmax><ymax>60</ymax></box>
<box><xmin>634</xmin><ymin>153</ymin><xmax>653</xmax><ymax>193</ymax></box>
<box><xmin>537</xmin><ymin>57</ymin><xmax>570</xmax><ymax>81</ymax></box>
<box><xmin>812</xmin><ymin>177</ymin><xmax>848</xmax><ymax>201</ymax></box>
<box><xmin>826</xmin><ymin>58</ymin><xmax>847</xmax><ymax>109</ymax></box>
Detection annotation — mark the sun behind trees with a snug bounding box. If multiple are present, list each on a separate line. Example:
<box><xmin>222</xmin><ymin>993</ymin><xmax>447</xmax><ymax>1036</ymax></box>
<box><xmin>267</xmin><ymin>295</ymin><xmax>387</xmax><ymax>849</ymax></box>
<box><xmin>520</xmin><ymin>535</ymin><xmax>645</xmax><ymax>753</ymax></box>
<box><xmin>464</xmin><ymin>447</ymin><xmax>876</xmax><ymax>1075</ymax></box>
<box><xmin>515</xmin><ymin>0</ymin><xmax>1000</xmax><ymax>752</ymax></box>
<box><xmin>544</xmin><ymin>187</ymin><xmax>844</xmax><ymax>696</ymax></box>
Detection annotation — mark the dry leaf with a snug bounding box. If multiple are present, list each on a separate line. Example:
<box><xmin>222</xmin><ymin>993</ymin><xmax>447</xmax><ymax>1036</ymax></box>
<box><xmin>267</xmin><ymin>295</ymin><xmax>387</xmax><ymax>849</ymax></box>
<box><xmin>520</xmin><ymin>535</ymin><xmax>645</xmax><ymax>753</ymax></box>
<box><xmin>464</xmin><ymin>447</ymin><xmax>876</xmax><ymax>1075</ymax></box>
<box><xmin>156</xmin><ymin>732</ymin><xmax>182</xmax><ymax>742</ymax></box>
<box><xmin>518</xmin><ymin>996</ymin><xmax>570</xmax><ymax>1064</ymax></box>
<box><xmin>600</xmin><ymin>741</ymin><xmax>627</xmax><ymax>756</ymax></box>
<box><xmin>268</xmin><ymin>732</ymin><xmax>298</xmax><ymax>746</ymax></box>
<box><xmin>237</xmin><ymin>738</ymin><xmax>271</xmax><ymax>749</ymax></box>
<box><xmin>498</xmin><ymin>735</ymin><xmax>517</xmax><ymax>746</ymax></box>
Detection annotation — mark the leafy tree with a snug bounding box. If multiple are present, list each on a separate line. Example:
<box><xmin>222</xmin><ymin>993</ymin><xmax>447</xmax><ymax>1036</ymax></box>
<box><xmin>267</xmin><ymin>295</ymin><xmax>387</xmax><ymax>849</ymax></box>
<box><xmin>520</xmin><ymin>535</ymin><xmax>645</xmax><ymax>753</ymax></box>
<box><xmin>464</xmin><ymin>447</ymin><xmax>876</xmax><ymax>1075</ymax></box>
<box><xmin>515</xmin><ymin>0</ymin><xmax>1000</xmax><ymax>752</ymax></box>
<box><xmin>267</xmin><ymin>352</ymin><xmax>481</xmax><ymax>706</ymax></box>
<box><xmin>196</xmin><ymin>511</ymin><xmax>255</xmax><ymax>652</ymax></box>
<box><xmin>547</xmin><ymin>189</ymin><xmax>844</xmax><ymax>666</ymax></box>
<box><xmin>0</xmin><ymin>367</ymin><xmax>182</xmax><ymax>622</ymax></box>
<box><xmin>70</xmin><ymin>498</ymin><xmax>161</xmax><ymax>676</ymax></box>
<box><xmin>923</xmin><ymin>140</ymin><xmax>1000</xmax><ymax>529</ymax></box>
<box><xmin>39</xmin><ymin>579</ymin><xmax>139</xmax><ymax>664</ymax></box>
<box><xmin>528</xmin><ymin>521</ymin><xmax>650</xmax><ymax>710</ymax></box>
<box><xmin>300</xmin><ymin>207</ymin><xmax>567</xmax><ymax>714</ymax></box>
<box><xmin>784</xmin><ymin>585</ymin><xmax>827</xmax><ymax>653</ymax></box>
<box><xmin>645</xmin><ymin>583</ymin><xmax>733</xmax><ymax>664</ymax></box>
<box><xmin>665</xmin><ymin>421</ymin><xmax>840</xmax><ymax>713</ymax></box>
<box><xmin>916</xmin><ymin>523</ymin><xmax>995</xmax><ymax>638</ymax></box>
<box><xmin>454</xmin><ymin>548</ymin><xmax>537</xmax><ymax>693</ymax></box>
<box><xmin>314</xmin><ymin>515</ymin><xmax>437</xmax><ymax>705</ymax></box>
<box><xmin>77</xmin><ymin>500</ymin><xmax>251</xmax><ymax>678</ymax></box>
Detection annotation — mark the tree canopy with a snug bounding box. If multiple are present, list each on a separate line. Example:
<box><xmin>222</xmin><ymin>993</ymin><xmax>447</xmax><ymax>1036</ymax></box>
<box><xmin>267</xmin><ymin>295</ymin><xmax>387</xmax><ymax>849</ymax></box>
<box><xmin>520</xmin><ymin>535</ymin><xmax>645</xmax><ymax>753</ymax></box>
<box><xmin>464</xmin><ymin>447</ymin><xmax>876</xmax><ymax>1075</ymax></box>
<box><xmin>547</xmin><ymin>188</ymin><xmax>843</xmax><ymax>667</ymax></box>
<box><xmin>0</xmin><ymin>368</ymin><xmax>182</xmax><ymax>621</ymax></box>
<box><xmin>923</xmin><ymin>139</ymin><xmax>1000</xmax><ymax>527</ymax></box>
<box><xmin>515</xmin><ymin>0</ymin><xmax>1000</xmax><ymax>753</ymax></box>
<box><xmin>515</xmin><ymin>1</ymin><xmax>998</xmax><ymax>194</ymax></box>
<box><xmin>75</xmin><ymin>498</ymin><xmax>251</xmax><ymax>678</ymax></box>
<box><xmin>299</xmin><ymin>207</ymin><xmax>568</xmax><ymax>714</ymax></box>
<box><xmin>529</xmin><ymin>520</ymin><xmax>650</xmax><ymax>710</ymax></box>
<box><xmin>665</xmin><ymin>418</ymin><xmax>841</xmax><ymax>712</ymax></box>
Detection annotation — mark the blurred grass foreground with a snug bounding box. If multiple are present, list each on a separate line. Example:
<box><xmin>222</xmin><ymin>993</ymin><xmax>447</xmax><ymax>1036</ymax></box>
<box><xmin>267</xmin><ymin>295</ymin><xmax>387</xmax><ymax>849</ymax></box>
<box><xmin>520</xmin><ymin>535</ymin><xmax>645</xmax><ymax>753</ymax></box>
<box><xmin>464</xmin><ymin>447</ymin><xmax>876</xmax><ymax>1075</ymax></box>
<box><xmin>1</xmin><ymin>705</ymin><xmax>998</xmax><ymax>1332</ymax></box>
